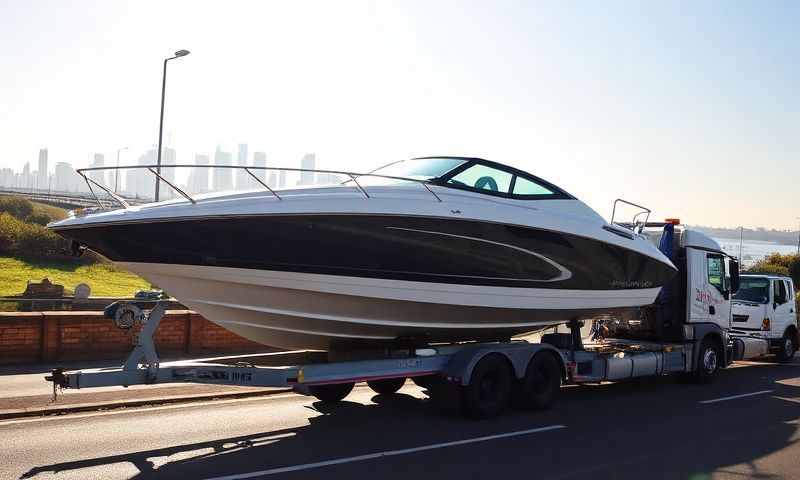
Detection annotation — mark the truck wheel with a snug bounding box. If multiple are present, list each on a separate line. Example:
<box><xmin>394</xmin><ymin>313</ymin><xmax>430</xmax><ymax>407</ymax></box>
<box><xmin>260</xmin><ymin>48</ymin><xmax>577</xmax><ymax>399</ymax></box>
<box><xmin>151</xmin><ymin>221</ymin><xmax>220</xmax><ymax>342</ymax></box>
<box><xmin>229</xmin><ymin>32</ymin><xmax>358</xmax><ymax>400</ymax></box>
<box><xmin>462</xmin><ymin>354</ymin><xmax>513</xmax><ymax>419</ymax></box>
<box><xmin>516</xmin><ymin>353</ymin><xmax>561</xmax><ymax>410</ymax></box>
<box><xmin>367</xmin><ymin>377</ymin><xmax>406</xmax><ymax>395</ymax></box>
<box><xmin>693</xmin><ymin>338</ymin><xmax>720</xmax><ymax>383</ymax></box>
<box><xmin>776</xmin><ymin>334</ymin><xmax>797</xmax><ymax>363</ymax></box>
<box><xmin>309</xmin><ymin>382</ymin><xmax>355</xmax><ymax>403</ymax></box>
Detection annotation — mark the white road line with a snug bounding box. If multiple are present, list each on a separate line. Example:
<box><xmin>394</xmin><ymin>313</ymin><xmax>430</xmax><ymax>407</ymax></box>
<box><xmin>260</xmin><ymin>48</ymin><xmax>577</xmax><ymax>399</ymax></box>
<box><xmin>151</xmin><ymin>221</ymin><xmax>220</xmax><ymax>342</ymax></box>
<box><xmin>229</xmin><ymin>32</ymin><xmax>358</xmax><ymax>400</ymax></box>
<box><xmin>202</xmin><ymin>425</ymin><xmax>567</xmax><ymax>480</ymax></box>
<box><xmin>699</xmin><ymin>390</ymin><xmax>773</xmax><ymax>404</ymax></box>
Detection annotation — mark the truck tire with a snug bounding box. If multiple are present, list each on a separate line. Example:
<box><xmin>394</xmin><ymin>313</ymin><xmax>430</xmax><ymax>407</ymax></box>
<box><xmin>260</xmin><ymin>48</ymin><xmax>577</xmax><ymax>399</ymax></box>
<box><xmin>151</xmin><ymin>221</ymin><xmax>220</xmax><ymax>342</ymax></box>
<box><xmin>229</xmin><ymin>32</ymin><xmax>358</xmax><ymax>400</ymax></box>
<box><xmin>515</xmin><ymin>353</ymin><xmax>561</xmax><ymax>410</ymax></box>
<box><xmin>776</xmin><ymin>333</ymin><xmax>797</xmax><ymax>363</ymax></box>
<box><xmin>308</xmin><ymin>382</ymin><xmax>355</xmax><ymax>403</ymax></box>
<box><xmin>367</xmin><ymin>377</ymin><xmax>406</xmax><ymax>395</ymax></box>
<box><xmin>462</xmin><ymin>354</ymin><xmax>513</xmax><ymax>419</ymax></box>
<box><xmin>693</xmin><ymin>338</ymin><xmax>720</xmax><ymax>384</ymax></box>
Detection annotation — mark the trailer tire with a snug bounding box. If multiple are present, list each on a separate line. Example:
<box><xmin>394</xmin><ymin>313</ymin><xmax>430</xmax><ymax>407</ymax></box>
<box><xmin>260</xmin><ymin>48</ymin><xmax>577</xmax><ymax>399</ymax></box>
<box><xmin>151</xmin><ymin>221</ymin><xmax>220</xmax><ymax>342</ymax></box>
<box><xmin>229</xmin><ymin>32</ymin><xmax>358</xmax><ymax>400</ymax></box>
<box><xmin>776</xmin><ymin>332</ymin><xmax>797</xmax><ymax>363</ymax></box>
<box><xmin>516</xmin><ymin>353</ymin><xmax>562</xmax><ymax>410</ymax></box>
<box><xmin>367</xmin><ymin>377</ymin><xmax>406</xmax><ymax>395</ymax></box>
<box><xmin>309</xmin><ymin>382</ymin><xmax>355</xmax><ymax>403</ymax></box>
<box><xmin>462</xmin><ymin>354</ymin><xmax>513</xmax><ymax>419</ymax></box>
<box><xmin>693</xmin><ymin>337</ymin><xmax>720</xmax><ymax>384</ymax></box>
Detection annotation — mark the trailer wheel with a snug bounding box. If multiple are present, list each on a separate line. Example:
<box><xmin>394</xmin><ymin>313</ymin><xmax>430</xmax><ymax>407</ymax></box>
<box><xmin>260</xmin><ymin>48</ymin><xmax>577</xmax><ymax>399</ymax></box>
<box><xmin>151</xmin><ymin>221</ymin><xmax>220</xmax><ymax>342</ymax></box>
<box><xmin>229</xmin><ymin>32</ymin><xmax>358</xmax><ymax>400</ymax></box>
<box><xmin>693</xmin><ymin>338</ymin><xmax>720</xmax><ymax>383</ymax></box>
<box><xmin>516</xmin><ymin>353</ymin><xmax>561</xmax><ymax>410</ymax></box>
<box><xmin>462</xmin><ymin>354</ymin><xmax>513</xmax><ymax>419</ymax></box>
<box><xmin>309</xmin><ymin>382</ymin><xmax>355</xmax><ymax>403</ymax></box>
<box><xmin>367</xmin><ymin>377</ymin><xmax>406</xmax><ymax>395</ymax></box>
<box><xmin>776</xmin><ymin>333</ymin><xmax>797</xmax><ymax>363</ymax></box>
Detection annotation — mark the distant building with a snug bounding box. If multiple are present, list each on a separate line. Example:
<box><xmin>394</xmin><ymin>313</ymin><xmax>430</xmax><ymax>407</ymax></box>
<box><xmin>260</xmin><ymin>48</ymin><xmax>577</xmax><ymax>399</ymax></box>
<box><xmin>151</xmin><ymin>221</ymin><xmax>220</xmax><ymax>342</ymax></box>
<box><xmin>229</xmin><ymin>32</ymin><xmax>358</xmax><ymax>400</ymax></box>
<box><xmin>213</xmin><ymin>146</ymin><xmax>233</xmax><ymax>191</ymax></box>
<box><xmin>252</xmin><ymin>151</ymin><xmax>267</xmax><ymax>184</ymax></box>
<box><xmin>21</xmin><ymin>162</ymin><xmax>31</xmax><ymax>189</ymax></box>
<box><xmin>54</xmin><ymin>162</ymin><xmax>80</xmax><ymax>192</ymax></box>
<box><xmin>37</xmin><ymin>149</ymin><xmax>48</xmax><ymax>188</ymax></box>
<box><xmin>278</xmin><ymin>170</ymin><xmax>286</xmax><ymax>189</ymax></box>
<box><xmin>188</xmin><ymin>154</ymin><xmax>210</xmax><ymax>193</ymax></box>
<box><xmin>298</xmin><ymin>153</ymin><xmax>316</xmax><ymax>186</ymax></box>
<box><xmin>234</xmin><ymin>144</ymin><xmax>249</xmax><ymax>190</ymax></box>
<box><xmin>88</xmin><ymin>153</ymin><xmax>106</xmax><ymax>188</ymax></box>
<box><xmin>160</xmin><ymin>147</ymin><xmax>177</xmax><ymax>200</ymax></box>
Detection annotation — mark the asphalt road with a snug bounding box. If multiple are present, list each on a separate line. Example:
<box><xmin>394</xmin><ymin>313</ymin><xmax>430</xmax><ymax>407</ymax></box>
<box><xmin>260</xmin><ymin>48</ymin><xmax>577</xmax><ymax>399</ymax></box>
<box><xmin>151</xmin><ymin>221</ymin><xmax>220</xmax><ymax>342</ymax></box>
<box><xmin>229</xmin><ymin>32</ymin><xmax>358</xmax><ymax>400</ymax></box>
<box><xmin>3</xmin><ymin>359</ymin><xmax>800</xmax><ymax>480</ymax></box>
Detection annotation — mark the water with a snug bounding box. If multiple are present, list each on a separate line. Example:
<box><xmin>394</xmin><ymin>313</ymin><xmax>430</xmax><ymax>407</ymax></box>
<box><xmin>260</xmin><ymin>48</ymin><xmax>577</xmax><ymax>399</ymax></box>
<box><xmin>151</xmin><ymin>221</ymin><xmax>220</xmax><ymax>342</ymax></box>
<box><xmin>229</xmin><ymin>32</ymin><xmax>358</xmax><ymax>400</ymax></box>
<box><xmin>713</xmin><ymin>237</ymin><xmax>798</xmax><ymax>267</ymax></box>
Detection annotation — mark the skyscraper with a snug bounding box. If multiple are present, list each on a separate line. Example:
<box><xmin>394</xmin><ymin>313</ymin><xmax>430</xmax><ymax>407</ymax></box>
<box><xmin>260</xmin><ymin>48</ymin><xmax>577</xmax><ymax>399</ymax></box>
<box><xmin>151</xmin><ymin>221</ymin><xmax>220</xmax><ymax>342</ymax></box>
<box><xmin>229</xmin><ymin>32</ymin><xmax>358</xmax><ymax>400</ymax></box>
<box><xmin>188</xmin><ymin>154</ymin><xmax>210</xmax><ymax>193</ymax></box>
<box><xmin>234</xmin><ymin>144</ymin><xmax>249</xmax><ymax>190</ymax></box>
<box><xmin>54</xmin><ymin>162</ymin><xmax>79</xmax><ymax>192</ymax></box>
<box><xmin>88</xmin><ymin>153</ymin><xmax>106</xmax><ymax>187</ymax></box>
<box><xmin>21</xmin><ymin>162</ymin><xmax>32</xmax><ymax>190</ymax></box>
<box><xmin>299</xmin><ymin>153</ymin><xmax>316</xmax><ymax>186</ymax></box>
<box><xmin>252</xmin><ymin>151</ymin><xmax>267</xmax><ymax>184</ymax></box>
<box><xmin>37</xmin><ymin>149</ymin><xmax>48</xmax><ymax>188</ymax></box>
<box><xmin>160</xmin><ymin>147</ymin><xmax>177</xmax><ymax>200</ymax></box>
<box><xmin>213</xmin><ymin>146</ymin><xmax>233</xmax><ymax>191</ymax></box>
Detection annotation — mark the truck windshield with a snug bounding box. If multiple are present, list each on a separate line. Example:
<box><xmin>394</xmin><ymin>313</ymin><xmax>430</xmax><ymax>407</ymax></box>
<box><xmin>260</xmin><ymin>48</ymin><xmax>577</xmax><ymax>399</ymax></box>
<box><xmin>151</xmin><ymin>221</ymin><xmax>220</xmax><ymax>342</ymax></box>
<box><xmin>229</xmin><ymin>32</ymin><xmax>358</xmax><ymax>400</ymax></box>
<box><xmin>733</xmin><ymin>277</ymin><xmax>770</xmax><ymax>304</ymax></box>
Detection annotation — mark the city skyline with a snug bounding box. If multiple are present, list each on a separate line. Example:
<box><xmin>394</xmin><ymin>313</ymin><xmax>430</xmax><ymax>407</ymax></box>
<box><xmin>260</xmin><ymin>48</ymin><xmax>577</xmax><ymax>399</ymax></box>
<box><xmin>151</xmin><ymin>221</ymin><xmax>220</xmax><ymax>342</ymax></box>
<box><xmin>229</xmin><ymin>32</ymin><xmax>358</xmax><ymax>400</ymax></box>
<box><xmin>0</xmin><ymin>145</ymin><xmax>321</xmax><ymax>200</ymax></box>
<box><xmin>0</xmin><ymin>2</ymin><xmax>797</xmax><ymax>229</ymax></box>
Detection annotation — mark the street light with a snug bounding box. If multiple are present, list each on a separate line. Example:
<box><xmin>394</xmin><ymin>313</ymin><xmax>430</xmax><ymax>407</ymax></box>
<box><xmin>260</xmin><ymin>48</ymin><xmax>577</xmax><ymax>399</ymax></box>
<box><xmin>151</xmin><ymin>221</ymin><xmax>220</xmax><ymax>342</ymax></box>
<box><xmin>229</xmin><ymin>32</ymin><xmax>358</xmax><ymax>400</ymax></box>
<box><xmin>114</xmin><ymin>147</ymin><xmax>128</xmax><ymax>193</ymax></box>
<box><xmin>796</xmin><ymin>217</ymin><xmax>799</xmax><ymax>256</ymax></box>
<box><xmin>154</xmin><ymin>49</ymin><xmax>190</xmax><ymax>202</ymax></box>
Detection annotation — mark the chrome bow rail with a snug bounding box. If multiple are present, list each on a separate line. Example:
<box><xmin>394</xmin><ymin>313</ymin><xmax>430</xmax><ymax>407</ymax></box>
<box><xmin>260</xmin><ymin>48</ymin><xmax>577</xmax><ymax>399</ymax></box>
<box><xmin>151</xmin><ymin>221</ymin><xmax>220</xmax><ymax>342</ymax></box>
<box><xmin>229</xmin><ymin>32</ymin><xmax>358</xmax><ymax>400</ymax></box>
<box><xmin>610</xmin><ymin>198</ymin><xmax>651</xmax><ymax>233</ymax></box>
<box><xmin>75</xmin><ymin>164</ymin><xmax>444</xmax><ymax>210</ymax></box>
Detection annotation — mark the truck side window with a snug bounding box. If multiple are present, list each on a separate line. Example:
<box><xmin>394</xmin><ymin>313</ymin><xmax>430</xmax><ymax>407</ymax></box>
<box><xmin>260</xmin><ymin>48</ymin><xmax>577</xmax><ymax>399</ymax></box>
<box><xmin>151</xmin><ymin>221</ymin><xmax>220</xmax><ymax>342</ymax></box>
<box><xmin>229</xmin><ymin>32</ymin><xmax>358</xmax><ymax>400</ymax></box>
<box><xmin>707</xmin><ymin>255</ymin><xmax>725</xmax><ymax>293</ymax></box>
<box><xmin>774</xmin><ymin>280</ymin><xmax>787</xmax><ymax>305</ymax></box>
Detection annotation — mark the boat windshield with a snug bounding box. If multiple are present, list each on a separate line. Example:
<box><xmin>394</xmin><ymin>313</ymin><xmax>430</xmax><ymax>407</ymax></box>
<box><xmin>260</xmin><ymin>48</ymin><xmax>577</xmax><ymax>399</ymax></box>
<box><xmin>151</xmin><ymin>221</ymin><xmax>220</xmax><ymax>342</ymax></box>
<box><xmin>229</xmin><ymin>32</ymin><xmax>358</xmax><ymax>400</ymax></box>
<box><xmin>369</xmin><ymin>157</ymin><xmax>467</xmax><ymax>181</ymax></box>
<box><xmin>733</xmin><ymin>277</ymin><xmax>770</xmax><ymax>304</ymax></box>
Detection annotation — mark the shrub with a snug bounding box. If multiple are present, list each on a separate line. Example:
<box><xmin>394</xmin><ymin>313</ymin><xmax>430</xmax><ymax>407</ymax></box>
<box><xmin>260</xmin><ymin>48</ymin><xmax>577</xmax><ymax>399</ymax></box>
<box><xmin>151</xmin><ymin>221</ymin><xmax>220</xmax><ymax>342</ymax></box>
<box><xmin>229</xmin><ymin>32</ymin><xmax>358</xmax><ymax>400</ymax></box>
<box><xmin>15</xmin><ymin>224</ymin><xmax>67</xmax><ymax>257</ymax></box>
<box><xmin>0</xmin><ymin>212</ymin><xmax>68</xmax><ymax>257</ymax></box>
<box><xmin>749</xmin><ymin>253</ymin><xmax>800</xmax><ymax>286</ymax></box>
<box><xmin>747</xmin><ymin>261</ymin><xmax>790</xmax><ymax>277</ymax></box>
<box><xmin>0</xmin><ymin>197</ymin><xmax>34</xmax><ymax>220</ymax></box>
<box><xmin>26</xmin><ymin>211</ymin><xmax>53</xmax><ymax>226</ymax></box>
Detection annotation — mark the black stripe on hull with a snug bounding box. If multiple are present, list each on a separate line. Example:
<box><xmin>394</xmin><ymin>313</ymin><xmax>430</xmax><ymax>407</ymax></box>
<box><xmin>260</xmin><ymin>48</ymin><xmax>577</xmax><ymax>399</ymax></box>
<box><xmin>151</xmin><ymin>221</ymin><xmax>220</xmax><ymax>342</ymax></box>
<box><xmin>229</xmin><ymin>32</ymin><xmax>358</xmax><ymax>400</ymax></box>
<box><xmin>53</xmin><ymin>214</ymin><xmax>676</xmax><ymax>290</ymax></box>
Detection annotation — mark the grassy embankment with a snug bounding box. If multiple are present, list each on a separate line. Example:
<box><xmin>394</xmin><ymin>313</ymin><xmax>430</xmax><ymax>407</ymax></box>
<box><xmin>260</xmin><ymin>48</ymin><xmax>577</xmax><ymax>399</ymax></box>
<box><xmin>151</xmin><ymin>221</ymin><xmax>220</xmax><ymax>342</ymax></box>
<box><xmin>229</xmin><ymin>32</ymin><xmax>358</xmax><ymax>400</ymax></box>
<box><xmin>0</xmin><ymin>197</ymin><xmax>150</xmax><ymax>297</ymax></box>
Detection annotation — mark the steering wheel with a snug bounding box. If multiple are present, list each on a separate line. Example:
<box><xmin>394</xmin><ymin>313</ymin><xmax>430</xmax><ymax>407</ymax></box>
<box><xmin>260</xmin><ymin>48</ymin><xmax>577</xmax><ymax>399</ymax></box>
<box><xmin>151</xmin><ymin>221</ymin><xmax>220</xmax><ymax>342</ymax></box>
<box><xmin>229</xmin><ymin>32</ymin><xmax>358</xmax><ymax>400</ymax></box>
<box><xmin>474</xmin><ymin>176</ymin><xmax>498</xmax><ymax>191</ymax></box>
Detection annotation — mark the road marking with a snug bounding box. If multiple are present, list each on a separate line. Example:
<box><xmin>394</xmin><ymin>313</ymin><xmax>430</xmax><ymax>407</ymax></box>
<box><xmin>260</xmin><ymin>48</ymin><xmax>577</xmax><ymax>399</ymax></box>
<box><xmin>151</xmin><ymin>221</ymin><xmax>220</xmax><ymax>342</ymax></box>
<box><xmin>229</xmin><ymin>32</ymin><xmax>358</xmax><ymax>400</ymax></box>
<box><xmin>202</xmin><ymin>425</ymin><xmax>567</xmax><ymax>480</ymax></box>
<box><xmin>699</xmin><ymin>390</ymin><xmax>773</xmax><ymax>404</ymax></box>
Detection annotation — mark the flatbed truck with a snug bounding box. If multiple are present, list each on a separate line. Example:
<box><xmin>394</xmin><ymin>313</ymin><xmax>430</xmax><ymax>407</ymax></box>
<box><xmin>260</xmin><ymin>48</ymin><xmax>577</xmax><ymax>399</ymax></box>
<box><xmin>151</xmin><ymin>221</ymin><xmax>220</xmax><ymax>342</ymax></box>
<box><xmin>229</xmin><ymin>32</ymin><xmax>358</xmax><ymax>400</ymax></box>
<box><xmin>47</xmin><ymin>221</ymin><xmax>752</xmax><ymax>419</ymax></box>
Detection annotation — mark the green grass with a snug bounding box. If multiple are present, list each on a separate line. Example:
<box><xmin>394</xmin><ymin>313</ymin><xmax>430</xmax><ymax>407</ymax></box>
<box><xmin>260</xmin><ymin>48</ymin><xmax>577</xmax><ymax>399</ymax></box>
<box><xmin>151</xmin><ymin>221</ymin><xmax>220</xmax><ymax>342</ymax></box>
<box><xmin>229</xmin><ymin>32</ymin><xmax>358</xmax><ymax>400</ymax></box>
<box><xmin>0</xmin><ymin>256</ymin><xmax>151</xmax><ymax>297</ymax></box>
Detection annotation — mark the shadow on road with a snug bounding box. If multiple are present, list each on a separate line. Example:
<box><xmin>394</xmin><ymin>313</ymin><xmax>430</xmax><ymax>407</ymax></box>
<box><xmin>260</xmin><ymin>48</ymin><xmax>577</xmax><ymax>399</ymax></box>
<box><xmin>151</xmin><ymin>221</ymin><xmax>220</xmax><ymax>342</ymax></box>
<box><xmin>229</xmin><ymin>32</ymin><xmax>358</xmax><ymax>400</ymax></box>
<box><xmin>20</xmin><ymin>362</ymin><xmax>800</xmax><ymax>480</ymax></box>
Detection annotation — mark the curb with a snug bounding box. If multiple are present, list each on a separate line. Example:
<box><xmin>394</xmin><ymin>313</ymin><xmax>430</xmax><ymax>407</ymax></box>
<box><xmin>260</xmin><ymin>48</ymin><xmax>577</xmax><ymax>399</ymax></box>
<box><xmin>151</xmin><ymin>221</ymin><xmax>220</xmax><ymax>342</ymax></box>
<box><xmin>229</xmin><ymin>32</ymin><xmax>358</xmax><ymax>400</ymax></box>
<box><xmin>0</xmin><ymin>387</ymin><xmax>294</xmax><ymax>421</ymax></box>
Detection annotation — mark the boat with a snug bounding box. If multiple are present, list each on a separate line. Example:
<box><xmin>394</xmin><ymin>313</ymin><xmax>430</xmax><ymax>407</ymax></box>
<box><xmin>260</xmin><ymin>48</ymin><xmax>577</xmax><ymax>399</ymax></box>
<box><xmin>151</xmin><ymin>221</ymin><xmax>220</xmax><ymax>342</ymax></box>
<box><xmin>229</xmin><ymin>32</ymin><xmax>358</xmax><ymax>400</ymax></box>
<box><xmin>49</xmin><ymin>156</ymin><xmax>677</xmax><ymax>351</ymax></box>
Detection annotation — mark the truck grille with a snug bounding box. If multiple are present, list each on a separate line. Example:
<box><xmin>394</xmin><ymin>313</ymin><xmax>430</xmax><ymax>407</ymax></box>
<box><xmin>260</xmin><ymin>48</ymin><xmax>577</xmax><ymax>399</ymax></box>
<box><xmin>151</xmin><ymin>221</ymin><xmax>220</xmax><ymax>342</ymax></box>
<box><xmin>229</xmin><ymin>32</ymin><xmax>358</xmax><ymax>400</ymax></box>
<box><xmin>732</xmin><ymin>314</ymin><xmax>749</xmax><ymax>323</ymax></box>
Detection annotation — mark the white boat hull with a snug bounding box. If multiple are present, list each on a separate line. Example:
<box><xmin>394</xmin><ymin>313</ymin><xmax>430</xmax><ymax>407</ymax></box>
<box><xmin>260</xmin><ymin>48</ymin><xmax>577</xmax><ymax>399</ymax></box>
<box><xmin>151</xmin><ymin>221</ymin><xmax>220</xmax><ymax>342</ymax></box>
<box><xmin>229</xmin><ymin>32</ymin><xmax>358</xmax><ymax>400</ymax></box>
<box><xmin>122</xmin><ymin>262</ymin><xmax>662</xmax><ymax>351</ymax></box>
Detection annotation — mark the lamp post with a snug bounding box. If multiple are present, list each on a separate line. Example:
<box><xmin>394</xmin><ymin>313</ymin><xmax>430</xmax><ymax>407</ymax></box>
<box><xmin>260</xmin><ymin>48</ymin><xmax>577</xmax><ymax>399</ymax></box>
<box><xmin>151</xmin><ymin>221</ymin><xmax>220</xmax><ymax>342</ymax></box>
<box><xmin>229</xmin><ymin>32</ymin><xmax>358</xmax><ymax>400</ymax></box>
<box><xmin>115</xmin><ymin>146</ymin><xmax>128</xmax><ymax>193</ymax></box>
<box><xmin>154</xmin><ymin>49</ymin><xmax>190</xmax><ymax>202</ymax></box>
<box><xmin>796</xmin><ymin>217</ymin><xmax>799</xmax><ymax>256</ymax></box>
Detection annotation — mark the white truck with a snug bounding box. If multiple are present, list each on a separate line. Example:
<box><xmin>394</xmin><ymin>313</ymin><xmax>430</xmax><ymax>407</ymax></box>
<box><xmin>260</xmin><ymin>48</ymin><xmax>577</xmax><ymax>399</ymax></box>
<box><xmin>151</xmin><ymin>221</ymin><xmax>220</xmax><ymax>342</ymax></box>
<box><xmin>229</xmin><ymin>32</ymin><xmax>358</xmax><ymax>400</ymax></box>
<box><xmin>730</xmin><ymin>274</ymin><xmax>798</xmax><ymax>362</ymax></box>
<box><xmin>47</xmin><ymin>220</ymin><xmax>750</xmax><ymax>418</ymax></box>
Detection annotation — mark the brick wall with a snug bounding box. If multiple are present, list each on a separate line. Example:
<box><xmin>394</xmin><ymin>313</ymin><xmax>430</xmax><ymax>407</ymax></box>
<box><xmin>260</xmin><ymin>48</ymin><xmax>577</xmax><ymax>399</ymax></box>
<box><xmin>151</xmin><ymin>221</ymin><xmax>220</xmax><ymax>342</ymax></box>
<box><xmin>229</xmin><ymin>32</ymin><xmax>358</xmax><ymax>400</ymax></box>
<box><xmin>0</xmin><ymin>310</ymin><xmax>270</xmax><ymax>365</ymax></box>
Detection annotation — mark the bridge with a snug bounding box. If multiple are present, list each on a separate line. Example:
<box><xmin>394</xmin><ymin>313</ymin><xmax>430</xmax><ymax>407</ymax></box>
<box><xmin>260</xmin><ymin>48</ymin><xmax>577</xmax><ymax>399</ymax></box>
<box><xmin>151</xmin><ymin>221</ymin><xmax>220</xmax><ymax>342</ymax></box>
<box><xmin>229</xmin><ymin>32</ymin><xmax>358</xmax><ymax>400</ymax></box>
<box><xmin>0</xmin><ymin>188</ymin><xmax>143</xmax><ymax>210</ymax></box>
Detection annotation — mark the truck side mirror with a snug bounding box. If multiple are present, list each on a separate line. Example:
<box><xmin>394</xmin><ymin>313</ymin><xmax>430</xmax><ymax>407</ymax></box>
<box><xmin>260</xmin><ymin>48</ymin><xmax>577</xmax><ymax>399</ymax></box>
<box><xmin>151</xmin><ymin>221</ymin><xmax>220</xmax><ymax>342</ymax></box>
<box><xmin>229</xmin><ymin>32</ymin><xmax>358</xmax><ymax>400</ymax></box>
<box><xmin>730</xmin><ymin>259</ymin><xmax>740</xmax><ymax>294</ymax></box>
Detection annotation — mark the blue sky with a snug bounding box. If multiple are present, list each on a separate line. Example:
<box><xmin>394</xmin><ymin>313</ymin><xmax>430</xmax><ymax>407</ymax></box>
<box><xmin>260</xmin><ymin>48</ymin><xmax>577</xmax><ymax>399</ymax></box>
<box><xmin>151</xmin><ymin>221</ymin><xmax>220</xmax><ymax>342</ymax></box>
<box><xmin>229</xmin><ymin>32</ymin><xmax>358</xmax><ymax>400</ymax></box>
<box><xmin>0</xmin><ymin>0</ymin><xmax>797</xmax><ymax>229</ymax></box>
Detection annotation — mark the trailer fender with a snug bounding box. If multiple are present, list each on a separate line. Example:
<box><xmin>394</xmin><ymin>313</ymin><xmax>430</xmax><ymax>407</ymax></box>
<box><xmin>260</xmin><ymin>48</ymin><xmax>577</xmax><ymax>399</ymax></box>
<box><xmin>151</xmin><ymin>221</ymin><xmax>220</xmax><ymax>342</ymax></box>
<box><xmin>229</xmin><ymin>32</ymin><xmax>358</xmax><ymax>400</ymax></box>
<box><xmin>442</xmin><ymin>343</ymin><xmax>563</xmax><ymax>387</ymax></box>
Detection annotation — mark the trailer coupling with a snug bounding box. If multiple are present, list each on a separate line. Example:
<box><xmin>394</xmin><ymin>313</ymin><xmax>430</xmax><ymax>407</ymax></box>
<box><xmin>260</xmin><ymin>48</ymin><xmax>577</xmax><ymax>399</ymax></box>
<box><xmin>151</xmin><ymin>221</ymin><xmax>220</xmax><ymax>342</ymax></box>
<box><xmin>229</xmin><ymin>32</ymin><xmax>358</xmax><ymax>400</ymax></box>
<box><xmin>45</xmin><ymin>368</ymin><xmax>68</xmax><ymax>402</ymax></box>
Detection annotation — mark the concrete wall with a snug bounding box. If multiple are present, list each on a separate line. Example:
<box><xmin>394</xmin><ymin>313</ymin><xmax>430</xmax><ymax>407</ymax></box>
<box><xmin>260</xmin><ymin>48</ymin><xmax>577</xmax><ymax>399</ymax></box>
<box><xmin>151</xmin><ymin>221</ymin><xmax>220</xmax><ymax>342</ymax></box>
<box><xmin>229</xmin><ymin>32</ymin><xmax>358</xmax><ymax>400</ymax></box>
<box><xmin>0</xmin><ymin>310</ymin><xmax>270</xmax><ymax>365</ymax></box>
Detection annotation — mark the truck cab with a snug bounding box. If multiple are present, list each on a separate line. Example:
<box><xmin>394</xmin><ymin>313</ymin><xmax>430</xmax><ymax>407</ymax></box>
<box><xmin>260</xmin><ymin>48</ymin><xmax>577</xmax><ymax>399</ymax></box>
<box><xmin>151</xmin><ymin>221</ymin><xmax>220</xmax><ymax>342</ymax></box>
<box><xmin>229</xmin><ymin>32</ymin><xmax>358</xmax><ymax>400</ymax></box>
<box><xmin>731</xmin><ymin>274</ymin><xmax>798</xmax><ymax>362</ymax></box>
